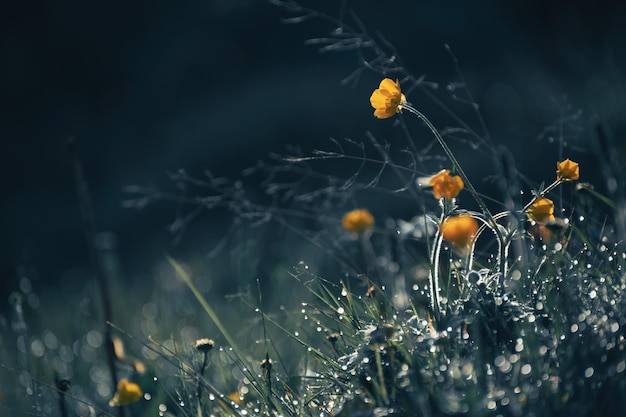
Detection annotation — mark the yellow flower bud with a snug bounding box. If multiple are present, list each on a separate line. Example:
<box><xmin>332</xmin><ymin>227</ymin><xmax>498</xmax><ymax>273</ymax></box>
<box><xmin>557</xmin><ymin>159</ymin><xmax>579</xmax><ymax>181</ymax></box>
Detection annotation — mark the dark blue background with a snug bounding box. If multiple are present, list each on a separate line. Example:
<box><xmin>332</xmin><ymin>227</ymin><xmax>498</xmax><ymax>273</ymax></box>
<box><xmin>2</xmin><ymin>0</ymin><xmax>625</xmax><ymax>300</ymax></box>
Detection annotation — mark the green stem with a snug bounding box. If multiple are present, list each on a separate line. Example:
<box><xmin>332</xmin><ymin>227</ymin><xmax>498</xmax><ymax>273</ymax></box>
<box><xmin>522</xmin><ymin>180</ymin><xmax>562</xmax><ymax>212</ymax></box>
<box><xmin>374</xmin><ymin>348</ymin><xmax>389</xmax><ymax>405</ymax></box>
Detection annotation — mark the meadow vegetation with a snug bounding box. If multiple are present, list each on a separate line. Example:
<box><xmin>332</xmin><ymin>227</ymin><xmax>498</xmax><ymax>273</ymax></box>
<box><xmin>4</xmin><ymin>2</ymin><xmax>626</xmax><ymax>416</ymax></box>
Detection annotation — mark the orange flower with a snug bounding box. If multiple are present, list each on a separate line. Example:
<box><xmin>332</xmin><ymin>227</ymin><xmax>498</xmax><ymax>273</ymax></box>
<box><xmin>526</xmin><ymin>197</ymin><xmax>555</xmax><ymax>223</ymax></box>
<box><xmin>109</xmin><ymin>379</ymin><xmax>142</xmax><ymax>406</ymax></box>
<box><xmin>369</xmin><ymin>78</ymin><xmax>407</xmax><ymax>119</ymax></box>
<box><xmin>440</xmin><ymin>215</ymin><xmax>479</xmax><ymax>249</ymax></box>
<box><xmin>556</xmin><ymin>159</ymin><xmax>579</xmax><ymax>181</ymax></box>
<box><xmin>530</xmin><ymin>217</ymin><xmax>568</xmax><ymax>245</ymax></box>
<box><xmin>429</xmin><ymin>169</ymin><xmax>464</xmax><ymax>200</ymax></box>
<box><xmin>342</xmin><ymin>209</ymin><xmax>375</xmax><ymax>234</ymax></box>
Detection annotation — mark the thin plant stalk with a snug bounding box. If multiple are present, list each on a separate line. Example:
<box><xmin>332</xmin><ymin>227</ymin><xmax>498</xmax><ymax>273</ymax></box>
<box><xmin>429</xmin><ymin>228</ymin><xmax>444</xmax><ymax>321</ymax></box>
<box><xmin>522</xmin><ymin>179</ymin><xmax>562</xmax><ymax>211</ymax></box>
<box><xmin>196</xmin><ymin>350</ymin><xmax>209</xmax><ymax>417</ymax></box>
<box><xmin>56</xmin><ymin>379</ymin><xmax>71</xmax><ymax>417</ymax></box>
<box><xmin>9</xmin><ymin>293</ymin><xmax>34</xmax><ymax>397</ymax></box>
<box><xmin>403</xmin><ymin>105</ymin><xmax>508</xmax><ymax>284</ymax></box>
<box><xmin>466</xmin><ymin>211</ymin><xmax>511</xmax><ymax>275</ymax></box>
<box><xmin>68</xmin><ymin>138</ymin><xmax>123</xmax><ymax>417</ymax></box>
<box><xmin>257</xmin><ymin>279</ymin><xmax>276</xmax><ymax>412</ymax></box>
<box><xmin>374</xmin><ymin>347</ymin><xmax>389</xmax><ymax>405</ymax></box>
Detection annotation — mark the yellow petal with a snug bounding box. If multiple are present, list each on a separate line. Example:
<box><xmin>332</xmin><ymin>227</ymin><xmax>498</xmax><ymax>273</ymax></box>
<box><xmin>369</xmin><ymin>91</ymin><xmax>387</xmax><ymax>108</ymax></box>
<box><xmin>429</xmin><ymin>169</ymin><xmax>464</xmax><ymax>200</ymax></box>
<box><xmin>379</xmin><ymin>78</ymin><xmax>400</xmax><ymax>93</ymax></box>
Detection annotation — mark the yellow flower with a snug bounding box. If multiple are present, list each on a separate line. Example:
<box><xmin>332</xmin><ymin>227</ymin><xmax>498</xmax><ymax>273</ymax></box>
<box><xmin>342</xmin><ymin>209</ymin><xmax>375</xmax><ymax>234</ymax></box>
<box><xmin>440</xmin><ymin>215</ymin><xmax>479</xmax><ymax>249</ymax></box>
<box><xmin>429</xmin><ymin>169</ymin><xmax>464</xmax><ymax>200</ymax></box>
<box><xmin>526</xmin><ymin>197</ymin><xmax>555</xmax><ymax>223</ymax></box>
<box><xmin>370</xmin><ymin>78</ymin><xmax>407</xmax><ymax>119</ymax></box>
<box><xmin>556</xmin><ymin>159</ymin><xmax>579</xmax><ymax>181</ymax></box>
<box><xmin>109</xmin><ymin>379</ymin><xmax>142</xmax><ymax>407</ymax></box>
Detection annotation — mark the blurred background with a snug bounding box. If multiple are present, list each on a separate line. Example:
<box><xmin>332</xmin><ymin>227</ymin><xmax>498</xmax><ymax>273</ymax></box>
<box><xmin>2</xmin><ymin>0</ymin><xmax>625</xmax><ymax>309</ymax></box>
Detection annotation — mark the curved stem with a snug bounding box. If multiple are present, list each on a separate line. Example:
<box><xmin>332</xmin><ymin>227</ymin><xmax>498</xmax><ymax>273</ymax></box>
<box><xmin>467</xmin><ymin>210</ymin><xmax>515</xmax><ymax>274</ymax></box>
<box><xmin>403</xmin><ymin>104</ymin><xmax>507</xmax><ymax>283</ymax></box>
<box><xmin>429</xmin><ymin>225</ymin><xmax>444</xmax><ymax>321</ymax></box>
<box><xmin>522</xmin><ymin>180</ymin><xmax>562</xmax><ymax>211</ymax></box>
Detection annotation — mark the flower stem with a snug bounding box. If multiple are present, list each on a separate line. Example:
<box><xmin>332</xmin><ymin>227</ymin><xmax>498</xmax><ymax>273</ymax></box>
<box><xmin>522</xmin><ymin>180</ymin><xmax>562</xmax><ymax>211</ymax></box>
<box><xmin>197</xmin><ymin>352</ymin><xmax>208</xmax><ymax>400</ymax></box>
<box><xmin>68</xmin><ymin>138</ymin><xmax>123</xmax><ymax>417</ymax></box>
<box><xmin>429</xmin><ymin>228</ymin><xmax>444</xmax><ymax>321</ymax></box>
<box><xmin>403</xmin><ymin>105</ymin><xmax>507</xmax><ymax>283</ymax></box>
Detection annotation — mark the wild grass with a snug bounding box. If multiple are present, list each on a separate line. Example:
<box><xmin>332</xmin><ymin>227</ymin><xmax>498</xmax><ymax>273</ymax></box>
<box><xmin>3</xmin><ymin>1</ymin><xmax>626</xmax><ymax>416</ymax></box>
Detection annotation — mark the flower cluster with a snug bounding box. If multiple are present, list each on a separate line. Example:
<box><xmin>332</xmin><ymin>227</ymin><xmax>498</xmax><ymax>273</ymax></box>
<box><xmin>524</xmin><ymin>159</ymin><xmax>579</xmax><ymax>243</ymax></box>
<box><xmin>520</xmin><ymin>159</ymin><xmax>577</xmax><ymax>244</ymax></box>
<box><xmin>369</xmin><ymin>80</ymin><xmax>582</xmax><ymax>252</ymax></box>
